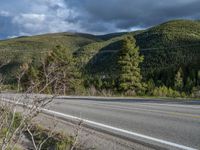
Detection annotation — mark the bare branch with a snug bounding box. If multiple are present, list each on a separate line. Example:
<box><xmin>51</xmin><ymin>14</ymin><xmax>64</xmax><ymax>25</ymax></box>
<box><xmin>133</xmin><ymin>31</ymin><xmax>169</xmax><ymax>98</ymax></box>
<box><xmin>27</xmin><ymin>127</ymin><xmax>37</xmax><ymax>150</ymax></box>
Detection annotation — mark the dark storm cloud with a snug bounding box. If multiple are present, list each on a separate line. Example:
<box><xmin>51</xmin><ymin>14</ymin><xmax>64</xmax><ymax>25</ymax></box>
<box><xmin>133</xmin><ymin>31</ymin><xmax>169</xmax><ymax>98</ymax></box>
<box><xmin>65</xmin><ymin>0</ymin><xmax>200</xmax><ymax>30</ymax></box>
<box><xmin>0</xmin><ymin>0</ymin><xmax>199</xmax><ymax>39</ymax></box>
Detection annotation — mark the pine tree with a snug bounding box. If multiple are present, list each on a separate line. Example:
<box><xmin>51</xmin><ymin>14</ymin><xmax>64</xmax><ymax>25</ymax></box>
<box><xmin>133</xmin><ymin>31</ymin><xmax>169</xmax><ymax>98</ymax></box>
<box><xmin>174</xmin><ymin>68</ymin><xmax>183</xmax><ymax>91</ymax></box>
<box><xmin>117</xmin><ymin>36</ymin><xmax>144</xmax><ymax>94</ymax></box>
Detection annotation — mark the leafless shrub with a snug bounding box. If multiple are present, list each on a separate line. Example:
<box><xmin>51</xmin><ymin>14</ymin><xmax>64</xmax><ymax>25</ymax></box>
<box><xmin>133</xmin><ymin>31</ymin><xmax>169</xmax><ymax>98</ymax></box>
<box><xmin>0</xmin><ymin>59</ymin><xmax>85</xmax><ymax>150</ymax></box>
<box><xmin>26</xmin><ymin>122</ymin><xmax>58</xmax><ymax>150</ymax></box>
<box><xmin>0</xmin><ymin>62</ymin><xmax>60</xmax><ymax>150</ymax></box>
<box><xmin>88</xmin><ymin>86</ymin><xmax>97</xmax><ymax>96</ymax></box>
<box><xmin>100</xmin><ymin>89</ymin><xmax>113</xmax><ymax>97</ymax></box>
<box><xmin>16</xmin><ymin>63</ymin><xmax>29</xmax><ymax>92</ymax></box>
<box><xmin>71</xmin><ymin>120</ymin><xmax>83</xmax><ymax>150</ymax></box>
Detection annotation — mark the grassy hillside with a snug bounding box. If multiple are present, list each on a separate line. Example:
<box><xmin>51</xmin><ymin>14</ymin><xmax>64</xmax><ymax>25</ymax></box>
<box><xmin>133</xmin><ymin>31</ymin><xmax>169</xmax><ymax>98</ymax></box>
<box><xmin>0</xmin><ymin>19</ymin><xmax>200</xmax><ymax>91</ymax></box>
<box><xmin>0</xmin><ymin>32</ymin><xmax>101</xmax><ymax>79</ymax></box>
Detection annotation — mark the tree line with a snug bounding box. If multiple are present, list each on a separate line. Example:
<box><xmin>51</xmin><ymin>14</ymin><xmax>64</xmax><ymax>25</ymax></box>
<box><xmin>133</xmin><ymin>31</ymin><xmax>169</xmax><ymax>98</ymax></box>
<box><xmin>19</xmin><ymin>36</ymin><xmax>200</xmax><ymax>98</ymax></box>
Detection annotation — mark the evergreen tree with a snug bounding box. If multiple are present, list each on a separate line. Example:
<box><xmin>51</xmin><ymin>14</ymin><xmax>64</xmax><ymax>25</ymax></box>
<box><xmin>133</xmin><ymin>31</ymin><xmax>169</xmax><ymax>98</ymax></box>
<box><xmin>174</xmin><ymin>68</ymin><xmax>183</xmax><ymax>91</ymax></box>
<box><xmin>117</xmin><ymin>36</ymin><xmax>144</xmax><ymax>94</ymax></box>
<box><xmin>185</xmin><ymin>77</ymin><xmax>194</xmax><ymax>93</ymax></box>
<box><xmin>146</xmin><ymin>79</ymin><xmax>155</xmax><ymax>95</ymax></box>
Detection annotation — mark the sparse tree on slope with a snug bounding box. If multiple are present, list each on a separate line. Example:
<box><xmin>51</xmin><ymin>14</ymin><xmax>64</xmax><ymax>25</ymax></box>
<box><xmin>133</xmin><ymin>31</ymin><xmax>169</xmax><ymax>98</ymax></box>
<box><xmin>174</xmin><ymin>67</ymin><xmax>183</xmax><ymax>91</ymax></box>
<box><xmin>23</xmin><ymin>45</ymin><xmax>83</xmax><ymax>95</ymax></box>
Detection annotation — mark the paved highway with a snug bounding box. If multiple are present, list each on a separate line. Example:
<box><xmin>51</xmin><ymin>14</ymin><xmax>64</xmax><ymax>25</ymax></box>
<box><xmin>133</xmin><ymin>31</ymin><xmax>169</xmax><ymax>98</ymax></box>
<box><xmin>1</xmin><ymin>94</ymin><xmax>200</xmax><ymax>149</ymax></box>
<box><xmin>48</xmin><ymin>97</ymin><xmax>200</xmax><ymax>150</ymax></box>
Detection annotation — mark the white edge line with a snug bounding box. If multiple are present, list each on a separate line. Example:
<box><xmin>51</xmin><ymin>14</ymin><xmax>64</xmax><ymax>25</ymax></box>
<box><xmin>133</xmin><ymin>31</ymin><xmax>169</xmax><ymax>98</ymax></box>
<box><xmin>44</xmin><ymin>109</ymin><xmax>197</xmax><ymax>150</ymax></box>
<box><xmin>1</xmin><ymin>98</ymin><xmax>197</xmax><ymax>150</ymax></box>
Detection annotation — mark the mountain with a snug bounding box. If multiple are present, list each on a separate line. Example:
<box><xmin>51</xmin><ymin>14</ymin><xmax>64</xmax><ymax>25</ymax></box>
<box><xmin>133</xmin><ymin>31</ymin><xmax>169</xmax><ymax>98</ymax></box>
<box><xmin>0</xmin><ymin>19</ymin><xmax>200</xmax><ymax>88</ymax></box>
<box><xmin>79</xmin><ymin>20</ymin><xmax>200</xmax><ymax>87</ymax></box>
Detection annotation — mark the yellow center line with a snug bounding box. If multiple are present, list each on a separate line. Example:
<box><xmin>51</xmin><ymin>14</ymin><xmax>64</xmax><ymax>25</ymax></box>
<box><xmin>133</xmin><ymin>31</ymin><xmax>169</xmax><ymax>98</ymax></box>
<box><xmin>60</xmin><ymin>101</ymin><xmax>200</xmax><ymax>119</ymax></box>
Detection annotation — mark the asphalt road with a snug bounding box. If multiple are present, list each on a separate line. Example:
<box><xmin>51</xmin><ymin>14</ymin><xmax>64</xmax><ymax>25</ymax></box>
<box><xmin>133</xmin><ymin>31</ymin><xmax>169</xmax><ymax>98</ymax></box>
<box><xmin>1</xmin><ymin>94</ymin><xmax>200</xmax><ymax>149</ymax></box>
<box><xmin>47</xmin><ymin>97</ymin><xmax>200</xmax><ymax>150</ymax></box>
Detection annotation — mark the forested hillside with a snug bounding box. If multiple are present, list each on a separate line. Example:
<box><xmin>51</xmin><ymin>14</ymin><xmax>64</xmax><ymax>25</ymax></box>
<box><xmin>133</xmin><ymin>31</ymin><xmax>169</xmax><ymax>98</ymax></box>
<box><xmin>0</xmin><ymin>19</ymin><xmax>199</xmax><ymax>97</ymax></box>
<box><xmin>81</xmin><ymin>20</ymin><xmax>200</xmax><ymax>96</ymax></box>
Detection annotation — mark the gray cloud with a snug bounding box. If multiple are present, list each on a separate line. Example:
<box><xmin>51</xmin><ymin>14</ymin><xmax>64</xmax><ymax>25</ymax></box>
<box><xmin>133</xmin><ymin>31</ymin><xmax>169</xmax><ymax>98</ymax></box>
<box><xmin>0</xmin><ymin>0</ymin><xmax>200</xmax><ymax>39</ymax></box>
<box><xmin>0</xmin><ymin>0</ymin><xmax>84</xmax><ymax>39</ymax></box>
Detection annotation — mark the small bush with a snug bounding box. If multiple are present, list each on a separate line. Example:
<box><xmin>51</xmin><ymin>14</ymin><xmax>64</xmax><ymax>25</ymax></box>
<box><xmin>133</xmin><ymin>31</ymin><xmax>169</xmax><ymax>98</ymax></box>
<box><xmin>191</xmin><ymin>87</ymin><xmax>200</xmax><ymax>98</ymax></box>
<box><xmin>152</xmin><ymin>86</ymin><xmax>183</xmax><ymax>98</ymax></box>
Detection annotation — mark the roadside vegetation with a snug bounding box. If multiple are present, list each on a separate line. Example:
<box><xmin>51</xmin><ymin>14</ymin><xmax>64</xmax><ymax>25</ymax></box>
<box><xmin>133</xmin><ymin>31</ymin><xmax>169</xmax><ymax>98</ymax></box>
<box><xmin>0</xmin><ymin>64</ymin><xmax>83</xmax><ymax>150</ymax></box>
<box><xmin>0</xmin><ymin>107</ymin><xmax>73</xmax><ymax>150</ymax></box>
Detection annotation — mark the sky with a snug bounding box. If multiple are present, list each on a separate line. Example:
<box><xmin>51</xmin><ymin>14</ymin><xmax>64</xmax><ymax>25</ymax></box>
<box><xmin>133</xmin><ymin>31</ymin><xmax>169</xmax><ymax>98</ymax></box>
<box><xmin>0</xmin><ymin>0</ymin><xmax>200</xmax><ymax>39</ymax></box>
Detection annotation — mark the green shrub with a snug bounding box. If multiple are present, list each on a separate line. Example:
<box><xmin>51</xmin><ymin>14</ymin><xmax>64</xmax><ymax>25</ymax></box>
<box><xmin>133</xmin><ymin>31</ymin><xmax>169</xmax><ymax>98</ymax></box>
<box><xmin>191</xmin><ymin>86</ymin><xmax>200</xmax><ymax>98</ymax></box>
<box><xmin>152</xmin><ymin>86</ymin><xmax>182</xmax><ymax>98</ymax></box>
